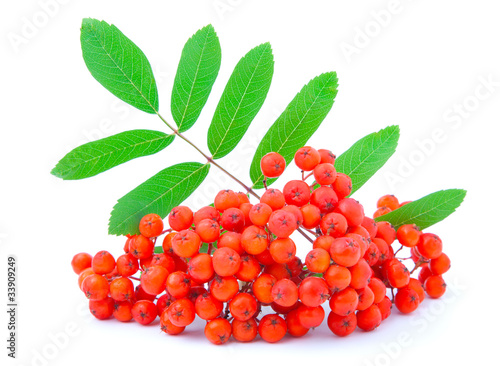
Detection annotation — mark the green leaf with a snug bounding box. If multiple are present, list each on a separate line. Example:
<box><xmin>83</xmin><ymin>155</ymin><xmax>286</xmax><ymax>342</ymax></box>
<box><xmin>81</xmin><ymin>18</ymin><xmax>159</xmax><ymax>113</ymax></box>
<box><xmin>250</xmin><ymin>72</ymin><xmax>338</xmax><ymax>189</ymax></box>
<box><xmin>375</xmin><ymin>189</ymin><xmax>467</xmax><ymax>230</ymax></box>
<box><xmin>171</xmin><ymin>25</ymin><xmax>221</xmax><ymax>133</ymax></box>
<box><xmin>51</xmin><ymin>130</ymin><xmax>174</xmax><ymax>180</ymax></box>
<box><xmin>335</xmin><ymin>125</ymin><xmax>400</xmax><ymax>196</ymax></box>
<box><xmin>154</xmin><ymin>246</ymin><xmax>164</xmax><ymax>254</ymax></box>
<box><xmin>208</xmin><ymin>43</ymin><xmax>274</xmax><ymax>159</ymax></box>
<box><xmin>109</xmin><ymin>162</ymin><xmax>210</xmax><ymax>235</ymax></box>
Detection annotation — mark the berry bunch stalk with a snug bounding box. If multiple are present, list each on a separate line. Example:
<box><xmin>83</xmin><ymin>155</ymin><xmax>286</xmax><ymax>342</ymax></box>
<box><xmin>72</xmin><ymin>146</ymin><xmax>451</xmax><ymax>344</ymax></box>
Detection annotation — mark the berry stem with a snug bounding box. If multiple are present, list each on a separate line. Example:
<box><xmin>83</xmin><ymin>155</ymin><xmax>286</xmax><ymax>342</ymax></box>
<box><xmin>129</xmin><ymin>276</ymin><xmax>141</xmax><ymax>281</ymax></box>
<box><xmin>297</xmin><ymin>227</ymin><xmax>314</xmax><ymax>243</ymax></box>
<box><xmin>302</xmin><ymin>172</ymin><xmax>313</xmax><ymax>181</ymax></box>
<box><xmin>154</xmin><ymin>111</ymin><xmax>315</xmax><ymax>245</ymax></box>
<box><xmin>156</xmin><ymin>112</ymin><xmax>260</xmax><ymax>199</ymax></box>
<box><xmin>302</xmin><ymin>227</ymin><xmax>318</xmax><ymax>237</ymax></box>
<box><xmin>410</xmin><ymin>259</ymin><xmax>427</xmax><ymax>274</ymax></box>
<box><xmin>394</xmin><ymin>245</ymin><xmax>403</xmax><ymax>256</ymax></box>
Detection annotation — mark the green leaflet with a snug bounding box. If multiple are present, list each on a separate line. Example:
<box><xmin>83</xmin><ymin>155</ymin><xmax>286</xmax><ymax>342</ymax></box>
<box><xmin>250</xmin><ymin>72</ymin><xmax>338</xmax><ymax>189</ymax></box>
<box><xmin>51</xmin><ymin>130</ymin><xmax>174</xmax><ymax>180</ymax></box>
<box><xmin>208</xmin><ymin>43</ymin><xmax>274</xmax><ymax>159</ymax></box>
<box><xmin>108</xmin><ymin>162</ymin><xmax>210</xmax><ymax>235</ymax></box>
<box><xmin>81</xmin><ymin>18</ymin><xmax>159</xmax><ymax>113</ymax></box>
<box><xmin>335</xmin><ymin>125</ymin><xmax>400</xmax><ymax>195</ymax></box>
<box><xmin>171</xmin><ymin>24</ymin><xmax>221</xmax><ymax>133</ymax></box>
<box><xmin>375</xmin><ymin>189</ymin><xmax>467</xmax><ymax>230</ymax></box>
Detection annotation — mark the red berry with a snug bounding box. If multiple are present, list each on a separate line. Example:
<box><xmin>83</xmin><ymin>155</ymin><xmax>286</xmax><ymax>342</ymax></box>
<box><xmin>356</xmin><ymin>304</ymin><xmax>382</xmax><ymax>331</ymax></box>
<box><xmin>129</xmin><ymin>235</ymin><xmax>155</xmax><ymax>260</ymax></box>
<box><xmin>269</xmin><ymin>238</ymin><xmax>297</xmax><ymax>264</ymax></box>
<box><xmin>258</xmin><ymin>314</ymin><xmax>287</xmax><ymax>343</ymax></box>
<box><xmin>296</xmin><ymin>304</ymin><xmax>325</xmax><ymax>329</ymax></box>
<box><xmin>424</xmin><ymin>275</ymin><xmax>446</xmax><ymax>298</ymax></box>
<box><xmin>332</xmin><ymin>173</ymin><xmax>352</xmax><ymax>199</ymax></box>
<box><xmin>187</xmin><ymin>253</ymin><xmax>214</xmax><ymax>284</ymax></box>
<box><xmin>113</xmin><ymin>301</ymin><xmax>133</xmax><ymax>322</ymax></box>
<box><xmin>286</xmin><ymin>309</ymin><xmax>310</xmax><ymax>337</ymax></box>
<box><xmin>205</xmin><ymin>318</ymin><xmax>232</xmax><ymax>345</ymax></box>
<box><xmin>171</xmin><ymin>230</ymin><xmax>201</xmax><ymax>258</ymax></box>
<box><xmin>252</xmin><ymin>273</ymin><xmax>277</xmax><ymax>304</ymax></box>
<box><xmin>261</xmin><ymin>152</ymin><xmax>286</xmax><ymax>178</ymax></box>
<box><xmin>418</xmin><ymin>233</ymin><xmax>443</xmax><ymax>260</ymax></box>
<box><xmin>160</xmin><ymin>309</ymin><xmax>185</xmax><ymax>335</ymax></box>
<box><xmin>430</xmin><ymin>253</ymin><xmax>451</xmax><ymax>275</ymax></box>
<box><xmin>71</xmin><ymin>253</ymin><xmax>92</xmax><ymax>275</ymax></box>
<box><xmin>241</xmin><ymin>225</ymin><xmax>269</xmax><ymax>255</ymax></box>
<box><xmin>193</xmin><ymin>206</ymin><xmax>220</xmax><ymax>225</ymax></box>
<box><xmin>377</xmin><ymin>296</ymin><xmax>393</xmax><ymax>320</ymax></box>
<box><xmin>89</xmin><ymin>297</ymin><xmax>114</xmax><ymax>320</ymax></box>
<box><xmin>82</xmin><ymin>274</ymin><xmax>109</xmax><ymax>301</ymax></box>
<box><xmin>272</xmin><ymin>278</ymin><xmax>299</xmax><ymax>307</ymax></box>
<box><xmin>318</xmin><ymin>149</ymin><xmax>336</xmax><ymax>165</ymax></box>
<box><xmin>310</xmin><ymin>186</ymin><xmax>338</xmax><ymax>213</ymax></box>
<box><xmin>195</xmin><ymin>218</ymin><xmax>220</xmax><ymax>243</ymax></box>
<box><xmin>313</xmin><ymin>163</ymin><xmax>337</xmax><ymax>185</ymax></box>
<box><xmin>212</xmin><ymin>247</ymin><xmax>241</xmax><ymax>277</ymax></box>
<box><xmin>248</xmin><ymin>203</ymin><xmax>273</xmax><ymax>226</ymax></box>
<box><xmin>229</xmin><ymin>293</ymin><xmax>258</xmax><ymax>321</ymax></box>
<box><xmin>210</xmin><ymin>275</ymin><xmax>239</xmax><ymax>302</ymax></box>
<box><xmin>132</xmin><ymin>300</ymin><xmax>157</xmax><ymax>325</ymax></box>
<box><xmin>268</xmin><ymin>210</ymin><xmax>297</xmax><ymax>238</ymax></box>
<box><xmin>109</xmin><ymin>277</ymin><xmax>134</xmax><ymax>302</ymax></box>
<box><xmin>139</xmin><ymin>213</ymin><xmax>164</xmax><ymax>238</ymax></box>
<box><xmin>92</xmin><ymin>251</ymin><xmax>116</xmax><ymax>275</ymax></box>
<box><xmin>167</xmin><ymin>298</ymin><xmax>195</xmax><ymax>327</ymax></box>
<box><xmin>195</xmin><ymin>293</ymin><xmax>223</xmax><ymax>320</ymax></box>
<box><xmin>397</xmin><ymin>224</ymin><xmax>421</xmax><ymax>247</ymax></box>
<box><xmin>141</xmin><ymin>265</ymin><xmax>169</xmax><ymax>295</ymax></box>
<box><xmin>283</xmin><ymin>180</ymin><xmax>311</xmax><ymax>207</ymax></box>
<box><xmin>336</xmin><ymin>198</ymin><xmax>365</xmax><ymax>227</ymax></box>
<box><xmin>395</xmin><ymin>287</ymin><xmax>420</xmax><ymax>314</ymax></box>
<box><xmin>220</xmin><ymin>207</ymin><xmax>245</xmax><ymax>232</ymax></box>
<box><xmin>320</xmin><ymin>212</ymin><xmax>348</xmax><ymax>238</ymax></box>
<box><xmin>260</xmin><ymin>188</ymin><xmax>286</xmax><ymax>210</ymax></box>
<box><xmin>305</xmin><ymin>248</ymin><xmax>331</xmax><ymax>273</ymax></box>
<box><xmin>116</xmin><ymin>253</ymin><xmax>139</xmax><ymax>277</ymax></box>
<box><xmin>329</xmin><ymin>287</ymin><xmax>358</xmax><ymax>316</ymax></box>
<box><xmin>329</xmin><ymin>237</ymin><xmax>361</xmax><ymax>267</ymax></box>
<box><xmin>168</xmin><ymin>206</ymin><xmax>193</xmax><ymax>231</ymax></box>
<box><xmin>214</xmin><ymin>190</ymin><xmax>240</xmax><ymax>212</ymax></box>
<box><xmin>294</xmin><ymin>146</ymin><xmax>321</xmax><ymax>171</ymax></box>
<box><xmin>298</xmin><ymin>277</ymin><xmax>329</xmax><ymax>307</ymax></box>
<box><xmin>327</xmin><ymin>311</ymin><xmax>356</xmax><ymax>337</ymax></box>
<box><xmin>232</xmin><ymin>318</ymin><xmax>258</xmax><ymax>342</ymax></box>
<box><xmin>377</xmin><ymin>195</ymin><xmax>399</xmax><ymax>211</ymax></box>
<box><xmin>300</xmin><ymin>204</ymin><xmax>321</xmax><ymax>229</ymax></box>
<box><xmin>324</xmin><ymin>264</ymin><xmax>351</xmax><ymax>292</ymax></box>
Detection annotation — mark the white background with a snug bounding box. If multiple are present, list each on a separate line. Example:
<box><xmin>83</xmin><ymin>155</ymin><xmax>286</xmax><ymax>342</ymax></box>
<box><xmin>1</xmin><ymin>0</ymin><xmax>499</xmax><ymax>365</ymax></box>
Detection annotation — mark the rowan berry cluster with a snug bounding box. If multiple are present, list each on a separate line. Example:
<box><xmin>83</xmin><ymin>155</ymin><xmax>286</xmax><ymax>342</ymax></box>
<box><xmin>71</xmin><ymin>146</ymin><xmax>450</xmax><ymax>344</ymax></box>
